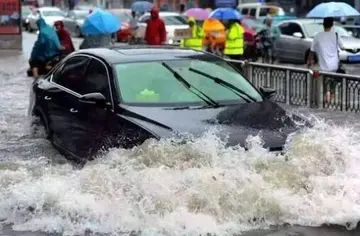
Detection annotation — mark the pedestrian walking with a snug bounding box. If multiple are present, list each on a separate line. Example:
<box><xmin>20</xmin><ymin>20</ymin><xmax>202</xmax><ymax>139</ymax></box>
<box><xmin>307</xmin><ymin>17</ymin><xmax>345</xmax><ymax>105</ymax></box>
<box><xmin>144</xmin><ymin>8</ymin><xmax>166</xmax><ymax>45</ymax></box>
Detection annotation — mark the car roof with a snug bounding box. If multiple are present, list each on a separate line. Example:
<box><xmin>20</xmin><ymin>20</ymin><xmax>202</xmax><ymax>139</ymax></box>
<box><xmin>74</xmin><ymin>45</ymin><xmax>219</xmax><ymax>64</ymax></box>
<box><xmin>275</xmin><ymin>18</ymin><xmax>323</xmax><ymax>25</ymax></box>
<box><xmin>39</xmin><ymin>7</ymin><xmax>61</xmax><ymax>11</ymax></box>
<box><xmin>238</xmin><ymin>3</ymin><xmax>281</xmax><ymax>8</ymax></box>
<box><xmin>142</xmin><ymin>12</ymin><xmax>182</xmax><ymax>16</ymax></box>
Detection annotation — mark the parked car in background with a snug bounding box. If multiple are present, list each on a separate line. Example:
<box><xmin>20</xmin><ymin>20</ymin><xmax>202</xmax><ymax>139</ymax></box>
<box><xmin>138</xmin><ymin>12</ymin><xmax>189</xmax><ymax>45</ymax></box>
<box><xmin>62</xmin><ymin>10</ymin><xmax>89</xmax><ymax>37</ymax></box>
<box><xmin>74</xmin><ymin>4</ymin><xmax>96</xmax><ymax>11</ymax></box>
<box><xmin>109</xmin><ymin>9</ymin><xmax>132</xmax><ymax>42</ymax></box>
<box><xmin>275</xmin><ymin>19</ymin><xmax>360</xmax><ymax>64</ymax></box>
<box><xmin>31</xmin><ymin>46</ymin><xmax>306</xmax><ymax>162</ymax></box>
<box><xmin>238</xmin><ymin>3</ymin><xmax>285</xmax><ymax>19</ymax></box>
<box><xmin>21</xmin><ymin>5</ymin><xmax>33</xmax><ymax>30</ymax></box>
<box><xmin>26</xmin><ymin>7</ymin><xmax>65</xmax><ymax>32</ymax></box>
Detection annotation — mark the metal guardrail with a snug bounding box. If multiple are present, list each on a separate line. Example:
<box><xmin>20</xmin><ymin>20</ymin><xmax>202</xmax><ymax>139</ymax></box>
<box><xmin>227</xmin><ymin>59</ymin><xmax>360</xmax><ymax>113</ymax></box>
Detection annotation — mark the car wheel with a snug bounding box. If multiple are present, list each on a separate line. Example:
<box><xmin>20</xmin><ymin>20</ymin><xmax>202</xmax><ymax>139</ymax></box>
<box><xmin>32</xmin><ymin>110</ymin><xmax>52</xmax><ymax>140</ymax></box>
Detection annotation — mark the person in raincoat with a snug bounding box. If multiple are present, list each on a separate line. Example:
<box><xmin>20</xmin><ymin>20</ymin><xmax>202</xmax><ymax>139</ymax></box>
<box><xmin>28</xmin><ymin>17</ymin><xmax>63</xmax><ymax>117</ymax></box>
<box><xmin>28</xmin><ymin>17</ymin><xmax>63</xmax><ymax>78</ymax></box>
<box><xmin>54</xmin><ymin>20</ymin><xmax>75</xmax><ymax>55</ymax></box>
<box><xmin>180</xmin><ymin>17</ymin><xmax>204</xmax><ymax>51</ymax></box>
<box><xmin>144</xmin><ymin>8</ymin><xmax>166</xmax><ymax>45</ymax></box>
<box><xmin>223</xmin><ymin>19</ymin><xmax>244</xmax><ymax>64</ymax></box>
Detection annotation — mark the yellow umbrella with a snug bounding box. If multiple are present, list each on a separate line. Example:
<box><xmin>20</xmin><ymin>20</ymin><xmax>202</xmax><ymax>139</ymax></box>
<box><xmin>202</xmin><ymin>18</ymin><xmax>225</xmax><ymax>32</ymax></box>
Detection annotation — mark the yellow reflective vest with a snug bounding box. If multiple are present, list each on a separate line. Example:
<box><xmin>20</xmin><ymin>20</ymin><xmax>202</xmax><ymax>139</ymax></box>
<box><xmin>224</xmin><ymin>22</ymin><xmax>244</xmax><ymax>55</ymax></box>
<box><xmin>180</xmin><ymin>25</ymin><xmax>204</xmax><ymax>51</ymax></box>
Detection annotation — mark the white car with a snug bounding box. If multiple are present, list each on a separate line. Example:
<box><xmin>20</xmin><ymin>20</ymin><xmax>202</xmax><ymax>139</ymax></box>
<box><xmin>137</xmin><ymin>12</ymin><xmax>189</xmax><ymax>45</ymax></box>
<box><xmin>26</xmin><ymin>7</ymin><xmax>65</xmax><ymax>32</ymax></box>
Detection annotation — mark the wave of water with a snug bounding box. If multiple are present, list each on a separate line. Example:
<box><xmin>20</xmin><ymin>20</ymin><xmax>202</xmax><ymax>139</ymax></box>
<box><xmin>1</xmin><ymin>117</ymin><xmax>360</xmax><ymax>236</ymax></box>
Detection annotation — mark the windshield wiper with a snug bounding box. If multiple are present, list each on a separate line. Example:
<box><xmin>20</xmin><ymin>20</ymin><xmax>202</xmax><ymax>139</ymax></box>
<box><xmin>189</xmin><ymin>67</ymin><xmax>258</xmax><ymax>103</ymax></box>
<box><xmin>161</xmin><ymin>62</ymin><xmax>219</xmax><ymax>107</ymax></box>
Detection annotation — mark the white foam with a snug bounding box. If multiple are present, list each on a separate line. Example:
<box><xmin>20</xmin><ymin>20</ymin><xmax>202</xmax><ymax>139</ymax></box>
<box><xmin>0</xmin><ymin>120</ymin><xmax>360</xmax><ymax>235</ymax></box>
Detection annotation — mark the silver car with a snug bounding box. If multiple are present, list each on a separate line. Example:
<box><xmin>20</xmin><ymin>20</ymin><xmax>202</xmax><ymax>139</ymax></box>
<box><xmin>275</xmin><ymin>19</ymin><xmax>360</xmax><ymax>64</ymax></box>
<box><xmin>63</xmin><ymin>10</ymin><xmax>89</xmax><ymax>37</ymax></box>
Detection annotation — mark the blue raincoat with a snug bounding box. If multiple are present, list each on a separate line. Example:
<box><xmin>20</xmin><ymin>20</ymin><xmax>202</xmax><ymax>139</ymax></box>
<box><xmin>30</xmin><ymin>18</ymin><xmax>61</xmax><ymax>62</ymax></box>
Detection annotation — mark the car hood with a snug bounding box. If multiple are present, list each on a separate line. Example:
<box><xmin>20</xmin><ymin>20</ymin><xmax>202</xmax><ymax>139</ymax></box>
<box><xmin>44</xmin><ymin>16</ymin><xmax>65</xmax><ymax>25</ymax></box>
<box><xmin>118</xmin><ymin>100</ymin><xmax>302</xmax><ymax>150</ymax></box>
<box><xmin>340</xmin><ymin>36</ymin><xmax>360</xmax><ymax>49</ymax></box>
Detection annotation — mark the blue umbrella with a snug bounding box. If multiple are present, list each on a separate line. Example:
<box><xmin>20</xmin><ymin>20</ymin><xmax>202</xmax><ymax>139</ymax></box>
<box><xmin>209</xmin><ymin>8</ymin><xmax>243</xmax><ymax>21</ymax></box>
<box><xmin>306</xmin><ymin>2</ymin><xmax>360</xmax><ymax>18</ymax></box>
<box><xmin>131</xmin><ymin>1</ymin><xmax>153</xmax><ymax>13</ymax></box>
<box><xmin>81</xmin><ymin>9</ymin><xmax>121</xmax><ymax>36</ymax></box>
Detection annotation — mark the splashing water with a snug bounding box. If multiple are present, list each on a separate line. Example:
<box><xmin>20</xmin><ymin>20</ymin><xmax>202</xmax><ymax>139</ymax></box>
<box><xmin>0</xmin><ymin>118</ymin><xmax>360</xmax><ymax>236</ymax></box>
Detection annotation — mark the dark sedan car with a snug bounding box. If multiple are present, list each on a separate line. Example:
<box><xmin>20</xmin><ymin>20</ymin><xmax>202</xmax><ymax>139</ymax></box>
<box><xmin>31</xmin><ymin>46</ymin><xmax>306</xmax><ymax>162</ymax></box>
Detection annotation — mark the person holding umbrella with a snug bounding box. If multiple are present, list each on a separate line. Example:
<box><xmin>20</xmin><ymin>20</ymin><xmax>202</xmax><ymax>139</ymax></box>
<box><xmin>80</xmin><ymin>9</ymin><xmax>121</xmax><ymax>49</ymax></box>
<box><xmin>209</xmin><ymin>8</ymin><xmax>244</xmax><ymax>64</ymax></box>
<box><xmin>306</xmin><ymin>2</ymin><xmax>360</xmax><ymax>105</ymax></box>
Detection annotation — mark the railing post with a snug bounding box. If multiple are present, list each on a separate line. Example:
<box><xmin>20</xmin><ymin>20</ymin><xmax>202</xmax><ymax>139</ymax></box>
<box><xmin>306</xmin><ymin>72</ymin><xmax>311</xmax><ymax>107</ymax></box>
<box><xmin>342</xmin><ymin>77</ymin><xmax>347</xmax><ymax>111</ymax></box>
<box><xmin>317</xmin><ymin>75</ymin><xmax>324</xmax><ymax>109</ymax></box>
<box><xmin>285</xmin><ymin>69</ymin><xmax>290</xmax><ymax>105</ymax></box>
<box><xmin>266</xmin><ymin>66</ymin><xmax>271</xmax><ymax>87</ymax></box>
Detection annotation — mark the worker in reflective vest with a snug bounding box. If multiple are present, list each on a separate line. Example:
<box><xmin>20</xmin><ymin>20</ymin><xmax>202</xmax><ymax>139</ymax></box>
<box><xmin>224</xmin><ymin>19</ymin><xmax>244</xmax><ymax>61</ymax></box>
<box><xmin>180</xmin><ymin>17</ymin><xmax>204</xmax><ymax>51</ymax></box>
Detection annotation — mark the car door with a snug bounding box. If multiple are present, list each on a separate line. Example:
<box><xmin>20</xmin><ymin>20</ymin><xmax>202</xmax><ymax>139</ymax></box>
<box><xmin>65</xmin><ymin>57</ymin><xmax>113</xmax><ymax>159</ymax></box>
<box><xmin>48</xmin><ymin>56</ymin><xmax>90</xmax><ymax>154</ymax></box>
<box><xmin>277</xmin><ymin>22</ymin><xmax>304</xmax><ymax>62</ymax></box>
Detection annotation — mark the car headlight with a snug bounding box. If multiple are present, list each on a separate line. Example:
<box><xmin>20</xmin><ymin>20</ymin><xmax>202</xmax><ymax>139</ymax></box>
<box><xmin>168</xmin><ymin>39</ymin><xmax>174</xmax><ymax>44</ymax></box>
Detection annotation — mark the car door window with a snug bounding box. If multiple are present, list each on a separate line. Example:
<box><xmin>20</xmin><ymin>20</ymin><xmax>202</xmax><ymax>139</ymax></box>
<box><xmin>241</xmin><ymin>8</ymin><xmax>248</xmax><ymax>15</ymax></box>
<box><xmin>279</xmin><ymin>23</ymin><xmax>290</xmax><ymax>35</ymax></box>
<box><xmin>259</xmin><ymin>7</ymin><xmax>269</xmax><ymax>17</ymax></box>
<box><xmin>82</xmin><ymin>59</ymin><xmax>111</xmax><ymax>101</ymax></box>
<box><xmin>52</xmin><ymin>56</ymin><xmax>90</xmax><ymax>94</ymax></box>
<box><xmin>287</xmin><ymin>23</ymin><xmax>303</xmax><ymax>36</ymax></box>
<box><xmin>249</xmin><ymin>8</ymin><xmax>256</xmax><ymax>17</ymax></box>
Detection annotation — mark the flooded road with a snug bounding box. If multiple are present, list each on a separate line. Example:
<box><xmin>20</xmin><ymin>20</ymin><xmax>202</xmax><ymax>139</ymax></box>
<box><xmin>1</xmin><ymin>32</ymin><xmax>360</xmax><ymax>236</ymax></box>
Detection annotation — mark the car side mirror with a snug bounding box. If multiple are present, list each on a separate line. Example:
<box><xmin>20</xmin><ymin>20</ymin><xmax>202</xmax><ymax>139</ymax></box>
<box><xmin>260</xmin><ymin>86</ymin><xmax>276</xmax><ymax>99</ymax></box>
<box><xmin>293</xmin><ymin>32</ymin><xmax>303</xmax><ymax>38</ymax></box>
<box><xmin>79</xmin><ymin>92</ymin><xmax>106</xmax><ymax>106</ymax></box>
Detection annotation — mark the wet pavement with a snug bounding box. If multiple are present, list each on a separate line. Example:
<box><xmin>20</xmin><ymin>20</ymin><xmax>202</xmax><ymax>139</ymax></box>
<box><xmin>1</xmin><ymin>32</ymin><xmax>360</xmax><ymax>236</ymax></box>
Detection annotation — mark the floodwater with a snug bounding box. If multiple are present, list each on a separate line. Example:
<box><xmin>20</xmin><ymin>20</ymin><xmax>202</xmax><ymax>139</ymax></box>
<box><xmin>1</xmin><ymin>32</ymin><xmax>360</xmax><ymax>236</ymax></box>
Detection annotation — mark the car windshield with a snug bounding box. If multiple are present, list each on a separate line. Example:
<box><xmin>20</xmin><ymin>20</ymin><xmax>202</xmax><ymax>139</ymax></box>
<box><xmin>303</xmin><ymin>23</ymin><xmax>351</xmax><ymax>38</ymax></box>
<box><xmin>41</xmin><ymin>10</ymin><xmax>65</xmax><ymax>17</ymax></box>
<box><xmin>22</xmin><ymin>6</ymin><xmax>31</xmax><ymax>16</ymax></box>
<box><xmin>114</xmin><ymin>12</ymin><xmax>131</xmax><ymax>21</ymax></box>
<box><xmin>162</xmin><ymin>15</ymin><xmax>188</xmax><ymax>25</ymax></box>
<box><xmin>114</xmin><ymin>59</ymin><xmax>263</xmax><ymax>105</ymax></box>
<box><xmin>74</xmin><ymin>11</ymin><xmax>89</xmax><ymax>19</ymax></box>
